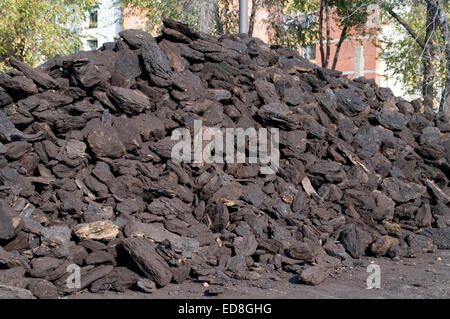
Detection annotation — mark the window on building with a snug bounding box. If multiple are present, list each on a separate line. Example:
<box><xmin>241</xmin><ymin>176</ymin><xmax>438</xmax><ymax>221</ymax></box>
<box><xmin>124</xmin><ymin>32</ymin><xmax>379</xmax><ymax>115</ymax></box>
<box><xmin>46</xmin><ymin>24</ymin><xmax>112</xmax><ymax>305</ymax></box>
<box><xmin>87</xmin><ymin>39</ymin><xmax>98</xmax><ymax>50</ymax></box>
<box><xmin>301</xmin><ymin>45</ymin><xmax>316</xmax><ymax>60</ymax></box>
<box><xmin>89</xmin><ymin>10</ymin><xmax>98</xmax><ymax>29</ymax></box>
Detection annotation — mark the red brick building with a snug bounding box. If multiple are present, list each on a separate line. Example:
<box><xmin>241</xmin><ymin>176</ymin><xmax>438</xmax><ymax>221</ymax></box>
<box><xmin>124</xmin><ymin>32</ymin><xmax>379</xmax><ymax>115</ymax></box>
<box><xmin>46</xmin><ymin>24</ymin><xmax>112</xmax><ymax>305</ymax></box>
<box><xmin>308</xmin><ymin>6</ymin><xmax>381</xmax><ymax>85</ymax></box>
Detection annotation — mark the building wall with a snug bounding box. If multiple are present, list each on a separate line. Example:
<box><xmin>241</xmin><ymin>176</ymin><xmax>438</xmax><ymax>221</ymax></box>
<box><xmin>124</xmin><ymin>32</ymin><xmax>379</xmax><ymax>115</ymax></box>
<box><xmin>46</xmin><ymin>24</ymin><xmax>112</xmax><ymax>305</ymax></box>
<box><xmin>80</xmin><ymin>0</ymin><xmax>121</xmax><ymax>51</ymax></box>
<box><xmin>317</xmin><ymin>37</ymin><xmax>380</xmax><ymax>83</ymax></box>
<box><xmin>122</xmin><ymin>6</ymin><xmax>148</xmax><ymax>30</ymax></box>
<box><xmin>310</xmin><ymin>5</ymin><xmax>381</xmax><ymax>85</ymax></box>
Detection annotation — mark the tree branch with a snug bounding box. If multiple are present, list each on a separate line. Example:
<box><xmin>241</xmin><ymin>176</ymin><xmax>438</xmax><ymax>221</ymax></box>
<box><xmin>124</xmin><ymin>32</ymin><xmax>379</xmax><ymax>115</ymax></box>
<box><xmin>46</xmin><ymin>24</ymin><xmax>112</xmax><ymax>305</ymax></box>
<box><xmin>248</xmin><ymin>0</ymin><xmax>259</xmax><ymax>37</ymax></box>
<box><xmin>385</xmin><ymin>6</ymin><xmax>426</xmax><ymax>49</ymax></box>
<box><xmin>332</xmin><ymin>25</ymin><xmax>348</xmax><ymax>70</ymax></box>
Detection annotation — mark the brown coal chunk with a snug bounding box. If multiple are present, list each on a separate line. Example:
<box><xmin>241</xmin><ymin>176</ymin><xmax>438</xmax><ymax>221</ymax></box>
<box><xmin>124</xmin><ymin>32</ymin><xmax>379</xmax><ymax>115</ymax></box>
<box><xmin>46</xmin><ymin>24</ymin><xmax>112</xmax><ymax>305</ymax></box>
<box><xmin>381</xmin><ymin>178</ymin><xmax>426</xmax><ymax>203</ymax></box>
<box><xmin>338</xmin><ymin>225</ymin><xmax>362</xmax><ymax>259</ymax></box>
<box><xmin>289</xmin><ymin>241</ymin><xmax>315</xmax><ymax>262</ymax></box>
<box><xmin>0</xmin><ymin>267</ymin><xmax>28</xmax><ymax>288</ymax></box>
<box><xmin>90</xmin><ymin>267</ymin><xmax>140</xmax><ymax>293</ymax></box>
<box><xmin>87</xmin><ymin>124</ymin><xmax>126</xmax><ymax>158</ymax></box>
<box><xmin>108</xmin><ymin>86</ymin><xmax>151</xmax><ymax>115</ymax></box>
<box><xmin>141</xmin><ymin>41</ymin><xmax>173</xmax><ymax>80</ymax></box>
<box><xmin>300</xmin><ymin>265</ymin><xmax>329</xmax><ymax>285</ymax></box>
<box><xmin>0</xmin><ymin>285</ymin><xmax>35</xmax><ymax>299</ymax></box>
<box><xmin>27</xmin><ymin>278</ymin><xmax>58</xmax><ymax>299</ymax></box>
<box><xmin>370</xmin><ymin>236</ymin><xmax>399</xmax><ymax>256</ymax></box>
<box><xmin>122</xmin><ymin>237</ymin><xmax>173</xmax><ymax>287</ymax></box>
<box><xmin>0</xmin><ymin>74</ymin><xmax>38</xmax><ymax>94</ymax></box>
<box><xmin>0</xmin><ymin>200</ymin><xmax>22</xmax><ymax>240</ymax></box>
<box><xmin>119</xmin><ymin>29</ymin><xmax>155</xmax><ymax>48</ymax></box>
<box><xmin>29</xmin><ymin>257</ymin><xmax>68</xmax><ymax>281</ymax></box>
<box><xmin>9</xmin><ymin>57</ymin><xmax>59</xmax><ymax>89</ymax></box>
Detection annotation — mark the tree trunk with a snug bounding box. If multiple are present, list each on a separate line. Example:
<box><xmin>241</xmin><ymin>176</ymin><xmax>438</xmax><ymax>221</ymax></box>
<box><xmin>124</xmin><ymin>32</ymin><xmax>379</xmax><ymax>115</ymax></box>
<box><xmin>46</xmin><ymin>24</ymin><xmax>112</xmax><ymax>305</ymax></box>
<box><xmin>216</xmin><ymin>3</ymin><xmax>224</xmax><ymax>35</ymax></box>
<box><xmin>332</xmin><ymin>25</ymin><xmax>348</xmax><ymax>70</ymax></box>
<box><xmin>422</xmin><ymin>0</ymin><xmax>437</xmax><ymax>110</ymax></box>
<box><xmin>385</xmin><ymin>7</ymin><xmax>425</xmax><ymax>49</ymax></box>
<box><xmin>248</xmin><ymin>0</ymin><xmax>259</xmax><ymax>37</ymax></box>
<box><xmin>325</xmin><ymin>0</ymin><xmax>331</xmax><ymax>67</ymax></box>
<box><xmin>385</xmin><ymin>3</ymin><xmax>437</xmax><ymax>110</ymax></box>
<box><xmin>198</xmin><ymin>0</ymin><xmax>218</xmax><ymax>34</ymax></box>
<box><xmin>319</xmin><ymin>0</ymin><xmax>325</xmax><ymax>67</ymax></box>
<box><xmin>434</xmin><ymin>0</ymin><xmax>450</xmax><ymax>113</ymax></box>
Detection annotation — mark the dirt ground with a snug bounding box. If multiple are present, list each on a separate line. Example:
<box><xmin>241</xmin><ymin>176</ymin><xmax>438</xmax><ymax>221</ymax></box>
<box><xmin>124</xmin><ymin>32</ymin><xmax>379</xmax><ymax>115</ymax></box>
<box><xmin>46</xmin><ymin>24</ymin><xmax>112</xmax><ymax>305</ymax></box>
<box><xmin>68</xmin><ymin>249</ymin><xmax>450</xmax><ymax>299</ymax></box>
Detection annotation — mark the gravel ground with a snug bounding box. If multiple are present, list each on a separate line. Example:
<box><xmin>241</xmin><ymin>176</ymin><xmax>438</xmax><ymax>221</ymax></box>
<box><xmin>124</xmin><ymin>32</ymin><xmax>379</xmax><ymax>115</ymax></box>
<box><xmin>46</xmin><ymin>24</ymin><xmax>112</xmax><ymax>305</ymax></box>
<box><xmin>67</xmin><ymin>249</ymin><xmax>450</xmax><ymax>299</ymax></box>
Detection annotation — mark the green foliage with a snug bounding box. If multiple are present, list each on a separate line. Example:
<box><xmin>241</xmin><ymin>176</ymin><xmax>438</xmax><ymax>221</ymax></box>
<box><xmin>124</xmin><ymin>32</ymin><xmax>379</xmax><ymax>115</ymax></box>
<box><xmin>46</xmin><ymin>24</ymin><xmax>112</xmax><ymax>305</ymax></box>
<box><xmin>0</xmin><ymin>0</ymin><xmax>97</xmax><ymax>71</ymax></box>
<box><xmin>380</xmin><ymin>1</ymin><xmax>449</xmax><ymax>97</ymax></box>
<box><xmin>217</xmin><ymin>0</ymin><xmax>238</xmax><ymax>35</ymax></box>
<box><xmin>264</xmin><ymin>0</ymin><xmax>319</xmax><ymax>48</ymax></box>
<box><xmin>334</xmin><ymin>0</ymin><xmax>372</xmax><ymax>33</ymax></box>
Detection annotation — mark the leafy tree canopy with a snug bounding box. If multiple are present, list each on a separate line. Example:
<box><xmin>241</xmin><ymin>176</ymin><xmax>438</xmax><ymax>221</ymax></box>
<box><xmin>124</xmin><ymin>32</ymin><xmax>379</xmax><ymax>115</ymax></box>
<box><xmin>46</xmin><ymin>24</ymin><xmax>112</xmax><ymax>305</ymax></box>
<box><xmin>380</xmin><ymin>0</ymin><xmax>449</xmax><ymax>98</ymax></box>
<box><xmin>0</xmin><ymin>0</ymin><xmax>97</xmax><ymax>71</ymax></box>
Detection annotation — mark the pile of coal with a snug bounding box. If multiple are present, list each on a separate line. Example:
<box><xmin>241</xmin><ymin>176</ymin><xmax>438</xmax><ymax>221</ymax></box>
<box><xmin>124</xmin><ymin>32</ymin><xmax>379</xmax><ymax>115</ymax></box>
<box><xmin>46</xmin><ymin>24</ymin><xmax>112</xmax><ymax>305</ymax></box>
<box><xmin>0</xmin><ymin>19</ymin><xmax>449</xmax><ymax>298</ymax></box>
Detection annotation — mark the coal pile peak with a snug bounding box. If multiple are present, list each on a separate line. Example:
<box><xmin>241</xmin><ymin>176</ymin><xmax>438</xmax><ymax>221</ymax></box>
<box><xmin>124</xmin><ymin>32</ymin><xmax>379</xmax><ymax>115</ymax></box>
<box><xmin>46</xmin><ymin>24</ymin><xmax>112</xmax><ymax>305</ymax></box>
<box><xmin>0</xmin><ymin>19</ymin><xmax>449</xmax><ymax>298</ymax></box>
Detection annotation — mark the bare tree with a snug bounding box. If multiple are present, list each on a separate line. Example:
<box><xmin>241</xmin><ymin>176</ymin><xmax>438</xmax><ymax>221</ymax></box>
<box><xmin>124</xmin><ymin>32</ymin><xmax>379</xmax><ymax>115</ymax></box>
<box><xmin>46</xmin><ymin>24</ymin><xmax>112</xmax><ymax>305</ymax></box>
<box><xmin>319</xmin><ymin>0</ymin><xmax>333</xmax><ymax>68</ymax></box>
<box><xmin>332</xmin><ymin>25</ymin><xmax>349</xmax><ymax>70</ymax></box>
<box><xmin>423</xmin><ymin>0</ymin><xmax>438</xmax><ymax>110</ymax></box>
<box><xmin>325</xmin><ymin>1</ymin><xmax>331</xmax><ymax>66</ymax></box>
<box><xmin>248</xmin><ymin>0</ymin><xmax>260</xmax><ymax>37</ymax></box>
<box><xmin>319</xmin><ymin>0</ymin><xmax>326</xmax><ymax>66</ymax></box>
<box><xmin>319</xmin><ymin>1</ymin><xmax>372</xmax><ymax>70</ymax></box>
<box><xmin>431</xmin><ymin>0</ymin><xmax>450</xmax><ymax>113</ymax></box>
